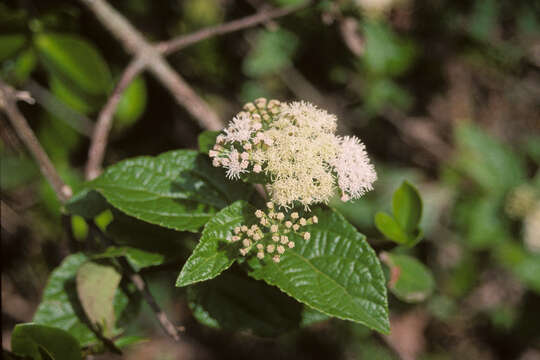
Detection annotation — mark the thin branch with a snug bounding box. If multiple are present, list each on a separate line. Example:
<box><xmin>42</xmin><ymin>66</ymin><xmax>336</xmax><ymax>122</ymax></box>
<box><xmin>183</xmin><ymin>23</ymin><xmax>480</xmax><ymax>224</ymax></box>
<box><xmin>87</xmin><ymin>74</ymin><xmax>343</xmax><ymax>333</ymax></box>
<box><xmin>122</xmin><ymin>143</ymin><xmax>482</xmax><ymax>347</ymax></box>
<box><xmin>90</xmin><ymin>223</ymin><xmax>182</xmax><ymax>342</ymax></box>
<box><xmin>156</xmin><ymin>1</ymin><xmax>311</xmax><ymax>54</ymax></box>
<box><xmin>0</xmin><ymin>80</ymin><xmax>72</xmax><ymax>202</ymax></box>
<box><xmin>85</xmin><ymin>57</ymin><xmax>146</xmax><ymax>180</ymax></box>
<box><xmin>78</xmin><ymin>0</ymin><xmax>223</xmax><ymax>132</ymax></box>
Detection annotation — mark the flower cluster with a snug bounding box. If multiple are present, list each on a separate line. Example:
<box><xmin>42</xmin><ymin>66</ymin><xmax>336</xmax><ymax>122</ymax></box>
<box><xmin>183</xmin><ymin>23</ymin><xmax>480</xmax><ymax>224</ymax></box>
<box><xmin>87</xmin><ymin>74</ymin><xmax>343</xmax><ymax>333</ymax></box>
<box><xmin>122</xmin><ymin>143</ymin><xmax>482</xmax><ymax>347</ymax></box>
<box><xmin>229</xmin><ymin>202</ymin><xmax>317</xmax><ymax>263</ymax></box>
<box><xmin>210</xmin><ymin>98</ymin><xmax>377</xmax><ymax>209</ymax></box>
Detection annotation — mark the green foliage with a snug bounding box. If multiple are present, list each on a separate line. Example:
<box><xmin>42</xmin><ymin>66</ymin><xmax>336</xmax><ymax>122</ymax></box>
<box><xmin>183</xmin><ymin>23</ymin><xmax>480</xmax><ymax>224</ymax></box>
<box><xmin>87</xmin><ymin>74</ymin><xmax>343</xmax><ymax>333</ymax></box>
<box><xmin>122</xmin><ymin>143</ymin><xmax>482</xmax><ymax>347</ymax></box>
<box><xmin>362</xmin><ymin>20</ymin><xmax>416</xmax><ymax>76</ymax></box>
<box><xmin>32</xmin><ymin>254</ymin><xmax>101</xmax><ymax>346</ymax></box>
<box><xmin>11</xmin><ymin>323</ymin><xmax>82</xmax><ymax>360</ymax></box>
<box><xmin>375</xmin><ymin>181</ymin><xmax>423</xmax><ymax>246</ymax></box>
<box><xmin>0</xmin><ymin>153</ymin><xmax>38</xmax><ymax>190</ymax></box>
<box><xmin>32</xmin><ymin>254</ymin><xmax>133</xmax><ymax>346</ymax></box>
<box><xmin>76</xmin><ymin>262</ymin><xmax>122</xmax><ymax>337</ymax></box>
<box><xmin>453</xmin><ymin>123</ymin><xmax>525</xmax><ymax>195</ymax></box>
<box><xmin>114</xmin><ymin>75</ymin><xmax>147</xmax><ymax>131</ymax></box>
<box><xmin>34</xmin><ymin>32</ymin><xmax>112</xmax><ymax>96</ymax></box>
<box><xmin>197</xmin><ymin>130</ymin><xmax>220</xmax><ymax>154</ymax></box>
<box><xmin>88</xmin><ymin>150</ymin><xmax>254</xmax><ymax>232</ymax></box>
<box><xmin>93</xmin><ymin>246</ymin><xmax>164</xmax><ymax>272</ymax></box>
<box><xmin>243</xmin><ymin>29</ymin><xmax>299</xmax><ymax>77</ymax></box>
<box><xmin>177</xmin><ymin>201</ymin><xmax>256</xmax><ymax>286</ymax></box>
<box><xmin>247</xmin><ymin>207</ymin><xmax>390</xmax><ymax>334</ymax></box>
<box><xmin>0</xmin><ymin>34</ymin><xmax>26</xmax><ymax>61</ymax></box>
<box><xmin>187</xmin><ymin>271</ymin><xmax>302</xmax><ymax>336</ymax></box>
<box><xmin>381</xmin><ymin>252</ymin><xmax>435</xmax><ymax>303</ymax></box>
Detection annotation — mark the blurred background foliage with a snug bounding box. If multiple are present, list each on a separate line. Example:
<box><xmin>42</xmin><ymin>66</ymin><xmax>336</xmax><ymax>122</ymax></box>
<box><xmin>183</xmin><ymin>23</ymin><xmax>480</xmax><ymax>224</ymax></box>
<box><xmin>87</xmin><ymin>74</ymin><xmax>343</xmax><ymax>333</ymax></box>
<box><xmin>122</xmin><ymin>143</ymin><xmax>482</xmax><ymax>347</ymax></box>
<box><xmin>1</xmin><ymin>0</ymin><xmax>539</xmax><ymax>358</ymax></box>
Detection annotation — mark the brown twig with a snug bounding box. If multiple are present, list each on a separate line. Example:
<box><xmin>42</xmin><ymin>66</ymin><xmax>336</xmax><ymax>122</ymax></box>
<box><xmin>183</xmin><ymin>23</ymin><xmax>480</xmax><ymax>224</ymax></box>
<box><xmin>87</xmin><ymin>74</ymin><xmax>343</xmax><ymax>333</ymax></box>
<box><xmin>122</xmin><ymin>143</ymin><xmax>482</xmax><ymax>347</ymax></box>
<box><xmin>85</xmin><ymin>57</ymin><xmax>146</xmax><ymax>180</ymax></box>
<box><xmin>156</xmin><ymin>1</ymin><xmax>310</xmax><ymax>54</ymax></box>
<box><xmin>78</xmin><ymin>0</ymin><xmax>222</xmax><ymax>132</ymax></box>
<box><xmin>90</xmin><ymin>223</ymin><xmax>182</xmax><ymax>342</ymax></box>
<box><xmin>0</xmin><ymin>80</ymin><xmax>72</xmax><ymax>203</ymax></box>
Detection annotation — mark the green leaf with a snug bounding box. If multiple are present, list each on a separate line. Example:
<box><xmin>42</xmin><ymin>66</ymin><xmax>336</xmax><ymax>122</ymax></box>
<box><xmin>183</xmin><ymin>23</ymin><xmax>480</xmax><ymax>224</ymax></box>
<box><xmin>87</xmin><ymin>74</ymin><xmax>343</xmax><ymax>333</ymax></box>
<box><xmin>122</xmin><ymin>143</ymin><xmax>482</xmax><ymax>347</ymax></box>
<box><xmin>362</xmin><ymin>20</ymin><xmax>416</xmax><ymax>76</ymax></box>
<box><xmin>49</xmin><ymin>75</ymin><xmax>97</xmax><ymax>114</ymax></box>
<box><xmin>34</xmin><ymin>32</ymin><xmax>112</xmax><ymax>96</ymax></box>
<box><xmin>188</xmin><ymin>271</ymin><xmax>302</xmax><ymax>336</ymax></box>
<box><xmin>33</xmin><ymin>254</ymin><xmax>98</xmax><ymax>346</ymax></box>
<box><xmin>374</xmin><ymin>211</ymin><xmax>408</xmax><ymax>244</ymax></box>
<box><xmin>11</xmin><ymin>323</ymin><xmax>81</xmax><ymax>360</ymax></box>
<box><xmin>380</xmin><ymin>252</ymin><xmax>435</xmax><ymax>303</ymax></box>
<box><xmin>392</xmin><ymin>181</ymin><xmax>422</xmax><ymax>233</ymax></box>
<box><xmin>198</xmin><ymin>130</ymin><xmax>219</xmax><ymax>154</ymax></box>
<box><xmin>65</xmin><ymin>189</ymin><xmax>109</xmax><ymax>219</ymax></box>
<box><xmin>32</xmin><ymin>253</ymin><xmax>131</xmax><ymax>346</ymax></box>
<box><xmin>0</xmin><ymin>34</ymin><xmax>26</xmax><ymax>61</ymax></box>
<box><xmin>454</xmin><ymin>123</ymin><xmax>525</xmax><ymax>195</ymax></box>
<box><xmin>243</xmin><ymin>29</ymin><xmax>298</xmax><ymax>77</ymax></box>
<box><xmin>0</xmin><ymin>153</ymin><xmax>38</xmax><ymax>190</ymax></box>
<box><xmin>76</xmin><ymin>262</ymin><xmax>122</xmax><ymax>337</ymax></box>
<box><xmin>114</xmin><ymin>75</ymin><xmax>147</xmax><ymax>131</ymax></box>
<box><xmin>89</xmin><ymin>150</ymin><xmax>253</xmax><ymax>232</ymax></box>
<box><xmin>93</xmin><ymin>246</ymin><xmax>164</xmax><ymax>272</ymax></box>
<box><xmin>114</xmin><ymin>336</ymin><xmax>149</xmax><ymax>349</ymax></box>
<box><xmin>247</xmin><ymin>207</ymin><xmax>390</xmax><ymax>334</ymax></box>
<box><xmin>177</xmin><ymin>201</ymin><xmax>256</xmax><ymax>286</ymax></box>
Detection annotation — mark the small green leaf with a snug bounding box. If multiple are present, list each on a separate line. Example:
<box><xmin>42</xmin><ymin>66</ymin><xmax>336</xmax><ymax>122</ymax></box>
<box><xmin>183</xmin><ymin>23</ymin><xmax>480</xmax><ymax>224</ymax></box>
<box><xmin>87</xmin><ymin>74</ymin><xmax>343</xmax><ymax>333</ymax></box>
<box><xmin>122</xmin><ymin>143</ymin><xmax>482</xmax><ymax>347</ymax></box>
<box><xmin>49</xmin><ymin>75</ymin><xmax>97</xmax><ymax>114</ymax></box>
<box><xmin>0</xmin><ymin>34</ymin><xmax>26</xmax><ymax>61</ymax></box>
<box><xmin>93</xmin><ymin>246</ymin><xmax>164</xmax><ymax>272</ymax></box>
<box><xmin>392</xmin><ymin>181</ymin><xmax>422</xmax><ymax>233</ymax></box>
<box><xmin>76</xmin><ymin>262</ymin><xmax>122</xmax><ymax>337</ymax></box>
<box><xmin>375</xmin><ymin>211</ymin><xmax>408</xmax><ymax>244</ymax></box>
<box><xmin>114</xmin><ymin>75</ymin><xmax>147</xmax><ymax>130</ymax></box>
<box><xmin>89</xmin><ymin>150</ymin><xmax>253</xmax><ymax>232</ymax></box>
<box><xmin>176</xmin><ymin>201</ymin><xmax>256</xmax><ymax>286</ymax></box>
<box><xmin>188</xmin><ymin>271</ymin><xmax>302</xmax><ymax>336</ymax></box>
<box><xmin>198</xmin><ymin>130</ymin><xmax>220</xmax><ymax>154</ymax></box>
<box><xmin>380</xmin><ymin>252</ymin><xmax>435</xmax><ymax>303</ymax></box>
<box><xmin>247</xmin><ymin>207</ymin><xmax>390</xmax><ymax>334</ymax></box>
<box><xmin>114</xmin><ymin>336</ymin><xmax>149</xmax><ymax>349</ymax></box>
<box><xmin>34</xmin><ymin>32</ymin><xmax>112</xmax><ymax>96</ymax></box>
<box><xmin>11</xmin><ymin>323</ymin><xmax>82</xmax><ymax>360</ymax></box>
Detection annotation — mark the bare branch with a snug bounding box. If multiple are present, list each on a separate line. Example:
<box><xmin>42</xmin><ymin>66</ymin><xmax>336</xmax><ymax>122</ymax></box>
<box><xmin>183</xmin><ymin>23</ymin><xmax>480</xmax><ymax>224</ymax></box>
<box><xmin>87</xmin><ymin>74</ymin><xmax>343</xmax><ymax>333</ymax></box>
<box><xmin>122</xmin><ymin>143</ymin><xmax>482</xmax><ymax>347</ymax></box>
<box><xmin>0</xmin><ymin>80</ymin><xmax>72</xmax><ymax>202</ymax></box>
<box><xmin>157</xmin><ymin>1</ymin><xmax>311</xmax><ymax>55</ymax></box>
<box><xmin>85</xmin><ymin>57</ymin><xmax>146</xmax><ymax>180</ymax></box>
<box><xmin>78</xmin><ymin>0</ymin><xmax>223</xmax><ymax>131</ymax></box>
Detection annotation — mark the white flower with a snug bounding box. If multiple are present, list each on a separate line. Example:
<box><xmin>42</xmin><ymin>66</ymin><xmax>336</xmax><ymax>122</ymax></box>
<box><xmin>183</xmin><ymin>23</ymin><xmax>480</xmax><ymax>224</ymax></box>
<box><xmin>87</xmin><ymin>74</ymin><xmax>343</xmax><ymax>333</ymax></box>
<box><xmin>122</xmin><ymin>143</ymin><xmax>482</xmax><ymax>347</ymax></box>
<box><xmin>223</xmin><ymin>112</ymin><xmax>255</xmax><ymax>143</ymax></box>
<box><xmin>224</xmin><ymin>149</ymin><xmax>247</xmax><ymax>180</ymax></box>
<box><xmin>331</xmin><ymin>136</ymin><xmax>377</xmax><ymax>200</ymax></box>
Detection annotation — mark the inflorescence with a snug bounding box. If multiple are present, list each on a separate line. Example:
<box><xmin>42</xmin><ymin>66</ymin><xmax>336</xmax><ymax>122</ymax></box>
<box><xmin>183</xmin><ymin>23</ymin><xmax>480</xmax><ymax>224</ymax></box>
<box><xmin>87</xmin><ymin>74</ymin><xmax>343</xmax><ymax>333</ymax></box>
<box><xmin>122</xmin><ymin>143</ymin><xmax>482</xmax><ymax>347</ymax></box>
<box><xmin>209</xmin><ymin>98</ymin><xmax>377</xmax><ymax>209</ymax></box>
<box><xmin>230</xmin><ymin>202</ymin><xmax>318</xmax><ymax>263</ymax></box>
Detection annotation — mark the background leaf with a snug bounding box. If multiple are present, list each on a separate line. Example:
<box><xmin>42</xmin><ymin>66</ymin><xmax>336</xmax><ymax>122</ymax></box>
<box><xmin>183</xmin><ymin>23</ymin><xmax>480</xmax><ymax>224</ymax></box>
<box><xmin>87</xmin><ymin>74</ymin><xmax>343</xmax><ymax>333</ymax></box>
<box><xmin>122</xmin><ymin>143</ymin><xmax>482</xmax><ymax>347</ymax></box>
<box><xmin>176</xmin><ymin>201</ymin><xmax>256</xmax><ymax>286</ymax></box>
<box><xmin>34</xmin><ymin>32</ymin><xmax>112</xmax><ymax>96</ymax></box>
<box><xmin>11</xmin><ymin>323</ymin><xmax>81</xmax><ymax>360</ymax></box>
<box><xmin>374</xmin><ymin>211</ymin><xmax>408</xmax><ymax>244</ymax></box>
<box><xmin>381</xmin><ymin>252</ymin><xmax>435</xmax><ymax>303</ymax></box>
<box><xmin>247</xmin><ymin>207</ymin><xmax>390</xmax><ymax>334</ymax></box>
<box><xmin>392</xmin><ymin>181</ymin><xmax>422</xmax><ymax>233</ymax></box>
<box><xmin>114</xmin><ymin>75</ymin><xmax>147</xmax><ymax>131</ymax></box>
<box><xmin>88</xmin><ymin>150</ymin><xmax>254</xmax><ymax>232</ymax></box>
<box><xmin>76</xmin><ymin>262</ymin><xmax>121</xmax><ymax>337</ymax></box>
